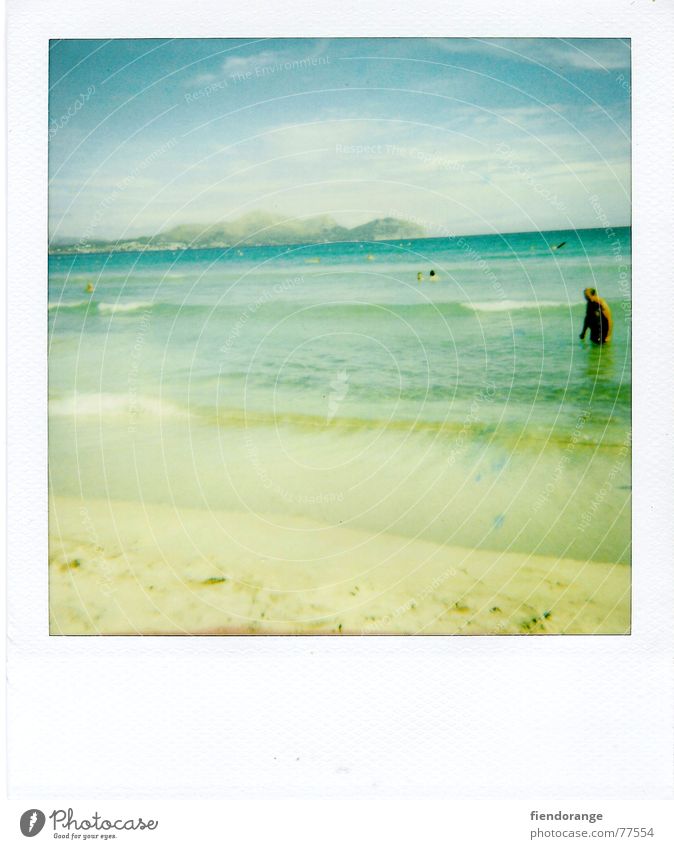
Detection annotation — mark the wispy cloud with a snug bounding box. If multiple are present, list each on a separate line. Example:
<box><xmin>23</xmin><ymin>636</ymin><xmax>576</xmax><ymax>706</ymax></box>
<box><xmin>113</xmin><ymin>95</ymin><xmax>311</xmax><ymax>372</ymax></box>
<box><xmin>221</xmin><ymin>50</ymin><xmax>281</xmax><ymax>75</ymax></box>
<box><xmin>430</xmin><ymin>38</ymin><xmax>630</xmax><ymax>73</ymax></box>
<box><xmin>223</xmin><ymin>44</ymin><xmax>329</xmax><ymax>74</ymax></box>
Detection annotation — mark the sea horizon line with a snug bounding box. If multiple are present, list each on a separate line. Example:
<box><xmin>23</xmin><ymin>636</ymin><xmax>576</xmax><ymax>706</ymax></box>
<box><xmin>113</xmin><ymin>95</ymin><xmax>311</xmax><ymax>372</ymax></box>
<box><xmin>48</xmin><ymin>223</ymin><xmax>632</xmax><ymax>258</ymax></box>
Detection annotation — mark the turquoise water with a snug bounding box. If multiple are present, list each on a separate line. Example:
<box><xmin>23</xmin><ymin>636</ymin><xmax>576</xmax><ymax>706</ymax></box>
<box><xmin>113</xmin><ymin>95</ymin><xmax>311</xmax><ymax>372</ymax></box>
<box><xmin>48</xmin><ymin>228</ymin><xmax>631</xmax><ymax>563</ymax></box>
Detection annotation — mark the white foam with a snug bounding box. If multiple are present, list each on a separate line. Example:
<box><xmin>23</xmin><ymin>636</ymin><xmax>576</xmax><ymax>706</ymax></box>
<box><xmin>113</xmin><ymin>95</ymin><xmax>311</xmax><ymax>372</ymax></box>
<box><xmin>48</xmin><ymin>300</ymin><xmax>90</xmax><ymax>310</ymax></box>
<box><xmin>464</xmin><ymin>299</ymin><xmax>571</xmax><ymax>313</ymax></box>
<box><xmin>97</xmin><ymin>301</ymin><xmax>154</xmax><ymax>314</ymax></box>
<box><xmin>49</xmin><ymin>392</ymin><xmax>190</xmax><ymax>420</ymax></box>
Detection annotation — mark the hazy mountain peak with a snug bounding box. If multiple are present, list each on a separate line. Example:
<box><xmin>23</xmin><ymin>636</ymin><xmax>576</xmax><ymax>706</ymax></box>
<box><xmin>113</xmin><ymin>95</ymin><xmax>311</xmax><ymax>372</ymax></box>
<box><xmin>49</xmin><ymin>212</ymin><xmax>427</xmax><ymax>254</ymax></box>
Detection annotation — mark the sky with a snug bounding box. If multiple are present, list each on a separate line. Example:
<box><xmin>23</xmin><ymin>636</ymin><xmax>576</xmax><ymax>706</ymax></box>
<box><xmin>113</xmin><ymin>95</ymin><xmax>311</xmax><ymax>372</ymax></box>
<box><xmin>48</xmin><ymin>38</ymin><xmax>631</xmax><ymax>241</ymax></box>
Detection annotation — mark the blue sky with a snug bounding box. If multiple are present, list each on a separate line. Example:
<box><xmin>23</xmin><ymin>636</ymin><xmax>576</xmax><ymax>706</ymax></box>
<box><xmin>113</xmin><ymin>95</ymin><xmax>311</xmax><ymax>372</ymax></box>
<box><xmin>48</xmin><ymin>38</ymin><xmax>631</xmax><ymax>241</ymax></box>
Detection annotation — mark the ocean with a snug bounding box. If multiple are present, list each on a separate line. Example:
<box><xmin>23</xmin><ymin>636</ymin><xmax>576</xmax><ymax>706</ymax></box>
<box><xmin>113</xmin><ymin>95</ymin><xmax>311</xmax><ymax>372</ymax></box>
<box><xmin>48</xmin><ymin>227</ymin><xmax>631</xmax><ymax>575</ymax></box>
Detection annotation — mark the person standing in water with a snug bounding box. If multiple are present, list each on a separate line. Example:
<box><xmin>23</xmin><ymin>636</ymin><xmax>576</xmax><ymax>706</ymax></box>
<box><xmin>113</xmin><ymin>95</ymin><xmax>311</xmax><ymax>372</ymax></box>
<box><xmin>580</xmin><ymin>287</ymin><xmax>612</xmax><ymax>344</ymax></box>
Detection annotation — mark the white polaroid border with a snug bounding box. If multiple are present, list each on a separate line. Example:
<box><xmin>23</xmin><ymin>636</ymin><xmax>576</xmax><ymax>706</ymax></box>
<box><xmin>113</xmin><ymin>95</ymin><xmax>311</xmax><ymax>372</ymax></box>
<box><xmin>6</xmin><ymin>0</ymin><xmax>673</xmax><ymax>800</ymax></box>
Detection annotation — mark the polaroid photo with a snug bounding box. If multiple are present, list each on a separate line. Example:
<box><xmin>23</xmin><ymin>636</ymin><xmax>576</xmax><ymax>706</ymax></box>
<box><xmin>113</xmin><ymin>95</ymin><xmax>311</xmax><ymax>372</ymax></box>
<box><xmin>5</xmin><ymin>0</ymin><xmax>673</xmax><ymax>835</ymax></box>
<box><xmin>46</xmin><ymin>35</ymin><xmax>631</xmax><ymax>638</ymax></box>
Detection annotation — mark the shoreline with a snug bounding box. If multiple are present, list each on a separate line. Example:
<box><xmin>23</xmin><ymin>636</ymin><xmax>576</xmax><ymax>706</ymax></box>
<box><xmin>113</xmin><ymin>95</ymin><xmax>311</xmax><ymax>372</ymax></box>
<box><xmin>49</xmin><ymin>496</ymin><xmax>630</xmax><ymax>636</ymax></box>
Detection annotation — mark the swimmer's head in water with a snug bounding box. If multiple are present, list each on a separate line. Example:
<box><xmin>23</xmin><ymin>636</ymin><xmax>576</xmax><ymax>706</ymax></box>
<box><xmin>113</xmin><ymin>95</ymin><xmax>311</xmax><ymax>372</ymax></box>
<box><xmin>584</xmin><ymin>287</ymin><xmax>597</xmax><ymax>301</ymax></box>
<box><xmin>429</xmin><ymin>270</ymin><xmax>436</xmax><ymax>277</ymax></box>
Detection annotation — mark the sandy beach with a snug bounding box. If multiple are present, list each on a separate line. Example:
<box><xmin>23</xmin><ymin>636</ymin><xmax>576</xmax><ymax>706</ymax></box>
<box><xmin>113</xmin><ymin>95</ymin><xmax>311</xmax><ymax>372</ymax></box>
<box><xmin>49</xmin><ymin>496</ymin><xmax>630</xmax><ymax>636</ymax></box>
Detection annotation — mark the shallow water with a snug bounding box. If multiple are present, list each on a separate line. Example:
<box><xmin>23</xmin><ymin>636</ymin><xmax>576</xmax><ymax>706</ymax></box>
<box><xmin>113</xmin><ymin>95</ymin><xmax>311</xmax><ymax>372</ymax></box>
<box><xmin>48</xmin><ymin>227</ymin><xmax>631</xmax><ymax>563</ymax></box>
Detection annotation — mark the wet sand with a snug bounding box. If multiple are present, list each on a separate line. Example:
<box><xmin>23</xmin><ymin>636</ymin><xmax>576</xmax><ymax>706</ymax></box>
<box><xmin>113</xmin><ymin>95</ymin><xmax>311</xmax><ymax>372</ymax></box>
<box><xmin>49</xmin><ymin>496</ymin><xmax>630</xmax><ymax>636</ymax></box>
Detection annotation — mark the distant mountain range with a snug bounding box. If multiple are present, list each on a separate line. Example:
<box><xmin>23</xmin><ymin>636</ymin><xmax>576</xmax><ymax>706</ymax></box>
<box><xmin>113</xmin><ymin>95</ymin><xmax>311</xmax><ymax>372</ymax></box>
<box><xmin>49</xmin><ymin>212</ymin><xmax>428</xmax><ymax>254</ymax></box>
